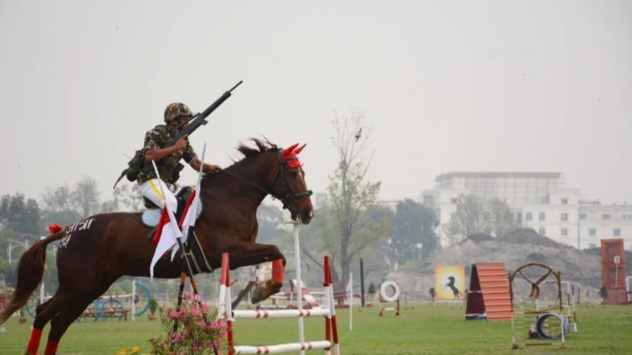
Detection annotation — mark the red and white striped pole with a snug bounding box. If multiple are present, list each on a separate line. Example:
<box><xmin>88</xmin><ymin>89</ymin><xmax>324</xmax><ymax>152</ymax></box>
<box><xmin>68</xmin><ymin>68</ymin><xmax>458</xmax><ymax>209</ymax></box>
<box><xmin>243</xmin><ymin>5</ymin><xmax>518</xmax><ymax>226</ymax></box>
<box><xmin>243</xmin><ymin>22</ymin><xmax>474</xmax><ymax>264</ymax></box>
<box><xmin>324</xmin><ymin>256</ymin><xmax>340</xmax><ymax>355</ymax></box>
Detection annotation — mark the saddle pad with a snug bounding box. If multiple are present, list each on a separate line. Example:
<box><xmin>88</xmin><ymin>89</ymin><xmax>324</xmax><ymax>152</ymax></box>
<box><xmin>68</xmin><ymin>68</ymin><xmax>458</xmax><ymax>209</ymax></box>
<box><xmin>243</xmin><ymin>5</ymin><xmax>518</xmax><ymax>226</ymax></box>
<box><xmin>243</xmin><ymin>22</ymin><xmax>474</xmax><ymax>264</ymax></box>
<box><xmin>141</xmin><ymin>209</ymin><xmax>162</xmax><ymax>227</ymax></box>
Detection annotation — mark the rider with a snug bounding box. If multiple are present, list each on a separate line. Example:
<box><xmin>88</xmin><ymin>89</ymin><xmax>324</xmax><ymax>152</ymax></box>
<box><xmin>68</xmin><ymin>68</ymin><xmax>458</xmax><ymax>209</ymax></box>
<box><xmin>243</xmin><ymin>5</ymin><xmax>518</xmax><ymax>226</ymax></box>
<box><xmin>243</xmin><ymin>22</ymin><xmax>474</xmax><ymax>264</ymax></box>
<box><xmin>136</xmin><ymin>102</ymin><xmax>221</xmax><ymax>211</ymax></box>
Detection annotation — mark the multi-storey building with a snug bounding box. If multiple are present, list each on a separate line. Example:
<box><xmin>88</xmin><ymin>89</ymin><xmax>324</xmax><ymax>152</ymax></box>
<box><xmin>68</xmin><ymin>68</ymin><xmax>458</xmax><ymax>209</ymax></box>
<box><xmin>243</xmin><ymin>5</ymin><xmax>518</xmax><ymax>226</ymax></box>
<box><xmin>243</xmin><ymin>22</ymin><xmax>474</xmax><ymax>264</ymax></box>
<box><xmin>422</xmin><ymin>172</ymin><xmax>632</xmax><ymax>250</ymax></box>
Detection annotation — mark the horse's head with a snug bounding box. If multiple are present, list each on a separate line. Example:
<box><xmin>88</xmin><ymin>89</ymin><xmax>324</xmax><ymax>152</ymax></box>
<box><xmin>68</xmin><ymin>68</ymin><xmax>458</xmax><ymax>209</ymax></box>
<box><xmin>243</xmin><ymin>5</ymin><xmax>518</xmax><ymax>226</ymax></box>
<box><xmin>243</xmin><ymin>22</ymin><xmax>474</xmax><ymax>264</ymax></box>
<box><xmin>268</xmin><ymin>143</ymin><xmax>314</xmax><ymax>224</ymax></box>
<box><xmin>224</xmin><ymin>139</ymin><xmax>314</xmax><ymax>224</ymax></box>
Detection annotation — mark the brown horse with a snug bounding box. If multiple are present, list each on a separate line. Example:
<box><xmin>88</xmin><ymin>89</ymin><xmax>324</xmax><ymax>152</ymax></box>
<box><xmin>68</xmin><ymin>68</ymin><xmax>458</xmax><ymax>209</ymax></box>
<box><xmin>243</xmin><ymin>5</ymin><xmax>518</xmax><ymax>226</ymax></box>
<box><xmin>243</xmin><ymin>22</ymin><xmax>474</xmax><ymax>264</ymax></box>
<box><xmin>0</xmin><ymin>138</ymin><xmax>313</xmax><ymax>355</ymax></box>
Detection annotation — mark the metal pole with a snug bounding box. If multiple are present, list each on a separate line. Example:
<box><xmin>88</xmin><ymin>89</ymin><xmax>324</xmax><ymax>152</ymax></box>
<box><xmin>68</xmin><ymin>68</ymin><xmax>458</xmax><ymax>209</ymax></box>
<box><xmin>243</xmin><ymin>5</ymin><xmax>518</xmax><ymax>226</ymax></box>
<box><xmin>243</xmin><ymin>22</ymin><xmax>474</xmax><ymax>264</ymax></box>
<box><xmin>131</xmin><ymin>280</ymin><xmax>136</xmax><ymax>321</ymax></box>
<box><xmin>360</xmin><ymin>258</ymin><xmax>365</xmax><ymax>307</ymax></box>
<box><xmin>292</xmin><ymin>223</ymin><xmax>305</xmax><ymax>355</ymax></box>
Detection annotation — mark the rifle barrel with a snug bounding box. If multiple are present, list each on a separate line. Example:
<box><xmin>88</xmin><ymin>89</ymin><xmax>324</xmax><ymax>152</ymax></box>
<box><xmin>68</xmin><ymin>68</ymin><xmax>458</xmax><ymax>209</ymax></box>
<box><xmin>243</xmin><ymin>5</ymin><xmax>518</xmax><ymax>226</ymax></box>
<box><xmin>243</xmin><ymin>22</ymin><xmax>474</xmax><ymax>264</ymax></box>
<box><xmin>167</xmin><ymin>80</ymin><xmax>243</xmax><ymax>146</ymax></box>
<box><xmin>229</xmin><ymin>80</ymin><xmax>243</xmax><ymax>93</ymax></box>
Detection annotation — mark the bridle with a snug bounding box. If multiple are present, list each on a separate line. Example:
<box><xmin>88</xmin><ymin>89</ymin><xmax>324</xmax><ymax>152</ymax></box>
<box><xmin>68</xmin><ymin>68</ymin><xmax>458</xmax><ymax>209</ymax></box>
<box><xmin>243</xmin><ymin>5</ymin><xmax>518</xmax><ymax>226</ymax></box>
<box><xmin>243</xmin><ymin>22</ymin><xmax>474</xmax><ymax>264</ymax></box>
<box><xmin>219</xmin><ymin>150</ymin><xmax>312</xmax><ymax>213</ymax></box>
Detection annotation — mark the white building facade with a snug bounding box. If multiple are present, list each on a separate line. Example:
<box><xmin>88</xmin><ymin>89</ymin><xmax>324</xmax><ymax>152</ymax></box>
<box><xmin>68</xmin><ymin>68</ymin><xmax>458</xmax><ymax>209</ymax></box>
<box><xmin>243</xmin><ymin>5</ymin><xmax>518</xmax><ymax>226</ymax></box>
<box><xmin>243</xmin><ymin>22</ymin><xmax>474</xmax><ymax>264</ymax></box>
<box><xmin>422</xmin><ymin>172</ymin><xmax>632</xmax><ymax>250</ymax></box>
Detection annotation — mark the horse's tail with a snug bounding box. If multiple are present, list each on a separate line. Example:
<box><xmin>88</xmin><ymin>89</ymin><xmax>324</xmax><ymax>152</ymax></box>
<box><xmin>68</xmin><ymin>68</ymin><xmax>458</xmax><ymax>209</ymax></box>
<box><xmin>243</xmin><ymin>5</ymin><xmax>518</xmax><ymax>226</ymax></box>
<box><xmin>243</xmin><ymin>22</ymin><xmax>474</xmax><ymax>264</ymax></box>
<box><xmin>0</xmin><ymin>224</ymin><xmax>66</xmax><ymax>324</ymax></box>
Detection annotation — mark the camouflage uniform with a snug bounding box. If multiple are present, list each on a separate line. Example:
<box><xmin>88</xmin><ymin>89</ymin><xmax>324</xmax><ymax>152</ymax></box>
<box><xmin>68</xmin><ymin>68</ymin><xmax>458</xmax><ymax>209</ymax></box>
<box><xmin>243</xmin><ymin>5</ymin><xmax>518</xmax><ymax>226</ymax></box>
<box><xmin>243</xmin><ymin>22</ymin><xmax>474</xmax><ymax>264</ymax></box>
<box><xmin>137</xmin><ymin>103</ymin><xmax>198</xmax><ymax>210</ymax></box>
<box><xmin>136</xmin><ymin>124</ymin><xmax>196</xmax><ymax>185</ymax></box>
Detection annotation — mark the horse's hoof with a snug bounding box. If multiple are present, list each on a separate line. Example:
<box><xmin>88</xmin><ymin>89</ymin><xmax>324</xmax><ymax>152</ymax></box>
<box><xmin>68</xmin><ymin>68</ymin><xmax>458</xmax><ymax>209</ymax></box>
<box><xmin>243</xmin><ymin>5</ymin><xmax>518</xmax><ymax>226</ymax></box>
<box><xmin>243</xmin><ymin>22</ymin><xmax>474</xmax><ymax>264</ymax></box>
<box><xmin>250</xmin><ymin>285</ymin><xmax>265</xmax><ymax>304</ymax></box>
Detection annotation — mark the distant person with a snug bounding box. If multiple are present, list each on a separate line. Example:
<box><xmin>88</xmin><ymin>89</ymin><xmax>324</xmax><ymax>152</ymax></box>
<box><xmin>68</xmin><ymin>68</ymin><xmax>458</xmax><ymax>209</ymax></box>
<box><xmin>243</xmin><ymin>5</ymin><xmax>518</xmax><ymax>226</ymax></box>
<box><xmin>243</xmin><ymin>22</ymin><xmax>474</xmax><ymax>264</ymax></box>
<box><xmin>136</xmin><ymin>102</ymin><xmax>221</xmax><ymax>211</ymax></box>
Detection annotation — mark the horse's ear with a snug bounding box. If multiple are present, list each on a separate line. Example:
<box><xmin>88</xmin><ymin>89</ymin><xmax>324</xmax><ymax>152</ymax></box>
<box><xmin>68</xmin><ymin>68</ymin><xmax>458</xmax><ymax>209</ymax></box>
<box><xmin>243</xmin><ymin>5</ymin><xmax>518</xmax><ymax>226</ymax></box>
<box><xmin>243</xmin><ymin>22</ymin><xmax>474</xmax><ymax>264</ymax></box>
<box><xmin>293</xmin><ymin>143</ymin><xmax>306</xmax><ymax>155</ymax></box>
<box><xmin>281</xmin><ymin>143</ymin><xmax>299</xmax><ymax>160</ymax></box>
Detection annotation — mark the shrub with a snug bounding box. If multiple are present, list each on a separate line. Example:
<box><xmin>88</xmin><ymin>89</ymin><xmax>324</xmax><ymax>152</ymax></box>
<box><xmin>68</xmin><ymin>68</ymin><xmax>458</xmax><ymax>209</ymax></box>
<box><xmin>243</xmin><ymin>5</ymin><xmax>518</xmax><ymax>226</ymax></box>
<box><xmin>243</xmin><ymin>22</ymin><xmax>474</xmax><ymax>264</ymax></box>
<box><xmin>148</xmin><ymin>298</ymin><xmax>158</xmax><ymax>317</ymax></box>
<box><xmin>149</xmin><ymin>292</ymin><xmax>227</xmax><ymax>355</ymax></box>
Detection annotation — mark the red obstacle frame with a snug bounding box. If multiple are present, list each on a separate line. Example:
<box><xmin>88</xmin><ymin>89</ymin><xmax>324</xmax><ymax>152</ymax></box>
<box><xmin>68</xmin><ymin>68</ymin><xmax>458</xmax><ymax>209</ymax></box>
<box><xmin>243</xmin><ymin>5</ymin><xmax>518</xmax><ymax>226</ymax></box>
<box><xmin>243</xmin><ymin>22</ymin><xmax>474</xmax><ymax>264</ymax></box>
<box><xmin>217</xmin><ymin>251</ymin><xmax>340</xmax><ymax>355</ymax></box>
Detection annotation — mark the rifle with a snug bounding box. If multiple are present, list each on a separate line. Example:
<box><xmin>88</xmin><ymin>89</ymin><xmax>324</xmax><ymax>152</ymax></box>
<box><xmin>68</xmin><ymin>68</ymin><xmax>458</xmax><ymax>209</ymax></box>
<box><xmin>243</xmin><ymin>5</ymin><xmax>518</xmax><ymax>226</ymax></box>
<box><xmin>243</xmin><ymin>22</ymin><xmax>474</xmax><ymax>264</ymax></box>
<box><xmin>167</xmin><ymin>80</ymin><xmax>243</xmax><ymax>146</ymax></box>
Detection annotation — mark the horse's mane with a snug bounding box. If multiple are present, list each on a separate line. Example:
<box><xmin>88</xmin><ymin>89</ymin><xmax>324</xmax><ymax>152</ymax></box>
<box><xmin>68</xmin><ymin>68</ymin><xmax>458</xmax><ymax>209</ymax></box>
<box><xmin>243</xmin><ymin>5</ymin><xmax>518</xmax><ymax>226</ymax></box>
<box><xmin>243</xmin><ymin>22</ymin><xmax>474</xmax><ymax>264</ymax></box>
<box><xmin>235</xmin><ymin>137</ymin><xmax>279</xmax><ymax>158</ymax></box>
<box><xmin>202</xmin><ymin>138</ymin><xmax>278</xmax><ymax>183</ymax></box>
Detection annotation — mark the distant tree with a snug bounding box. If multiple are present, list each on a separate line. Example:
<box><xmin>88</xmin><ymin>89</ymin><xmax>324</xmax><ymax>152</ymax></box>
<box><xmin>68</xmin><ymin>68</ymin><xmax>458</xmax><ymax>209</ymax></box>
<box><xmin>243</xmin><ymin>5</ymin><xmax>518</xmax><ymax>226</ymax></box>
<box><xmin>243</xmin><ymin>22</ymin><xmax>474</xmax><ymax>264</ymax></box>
<box><xmin>390</xmin><ymin>199</ymin><xmax>438</xmax><ymax>266</ymax></box>
<box><xmin>41</xmin><ymin>176</ymin><xmax>113</xmax><ymax>224</ymax></box>
<box><xmin>321</xmin><ymin>109</ymin><xmax>385</xmax><ymax>288</ymax></box>
<box><xmin>40</xmin><ymin>184</ymin><xmax>82</xmax><ymax>225</ymax></box>
<box><xmin>487</xmin><ymin>198</ymin><xmax>517</xmax><ymax>238</ymax></box>
<box><xmin>72</xmin><ymin>176</ymin><xmax>100</xmax><ymax>217</ymax></box>
<box><xmin>256</xmin><ymin>203</ymin><xmax>287</xmax><ymax>243</ymax></box>
<box><xmin>444</xmin><ymin>194</ymin><xmax>491</xmax><ymax>244</ymax></box>
<box><xmin>0</xmin><ymin>193</ymin><xmax>43</xmax><ymax>236</ymax></box>
<box><xmin>101</xmin><ymin>182</ymin><xmax>144</xmax><ymax>212</ymax></box>
<box><xmin>444</xmin><ymin>194</ymin><xmax>517</xmax><ymax>244</ymax></box>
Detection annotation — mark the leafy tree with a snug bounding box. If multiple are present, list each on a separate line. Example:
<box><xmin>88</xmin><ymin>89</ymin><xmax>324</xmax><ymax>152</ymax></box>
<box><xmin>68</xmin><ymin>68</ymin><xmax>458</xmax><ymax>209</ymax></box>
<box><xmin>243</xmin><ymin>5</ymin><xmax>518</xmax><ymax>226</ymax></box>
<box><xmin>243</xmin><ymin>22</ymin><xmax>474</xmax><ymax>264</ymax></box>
<box><xmin>391</xmin><ymin>199</ymin><xmax>438</xmax><ymax>265</ymax></box>
<box><xmin>102</xmin><ymin>182</ymin><xmax>144</xmax><ymax>212</ymax></box>
<box><xmin>73</xmin><ymin>176</ymin><xmax>100</xmax><ymax>217</ymax></box>
<box><xmin>40</xmin><ymin>175</ymin><xmax>108</xmax><ymax>225</ymax></box>
<box><xmin>316</xmin><ymin>109</ymin><xmax>385</xmax><ymax>289</ymax></box>
<box><xmin>444</xmin><ymin>194</ymin><xmax>517</xmax><ymax>244</ymax></box>
<box><xmin>0</xmin><ymin>193</ymin><xmax>44</xmax><ymax>236</ymax></box>
<box><xmin>487</xmin><ymin>198</ymin><xmax>517</xmax><ymax>238</ymax></box>
<box><xmin>444</xmin><ymin>194</ymin><xmax>491</xmax><ymax>244</ymax></box>
<box><xmin>40</xmin><ymin>184</ymin><xmax>81</xmax><ymax>226</ymax></box>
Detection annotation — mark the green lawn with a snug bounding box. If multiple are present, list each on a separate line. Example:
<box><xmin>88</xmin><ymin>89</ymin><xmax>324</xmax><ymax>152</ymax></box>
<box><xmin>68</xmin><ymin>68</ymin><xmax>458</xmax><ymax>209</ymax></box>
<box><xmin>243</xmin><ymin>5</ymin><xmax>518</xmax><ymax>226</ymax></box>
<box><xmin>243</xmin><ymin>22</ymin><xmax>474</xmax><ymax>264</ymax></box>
<box><xmin>1</xmin><ymin>303</ymin><xmax>630</xmax><ymax>355</ymax></box>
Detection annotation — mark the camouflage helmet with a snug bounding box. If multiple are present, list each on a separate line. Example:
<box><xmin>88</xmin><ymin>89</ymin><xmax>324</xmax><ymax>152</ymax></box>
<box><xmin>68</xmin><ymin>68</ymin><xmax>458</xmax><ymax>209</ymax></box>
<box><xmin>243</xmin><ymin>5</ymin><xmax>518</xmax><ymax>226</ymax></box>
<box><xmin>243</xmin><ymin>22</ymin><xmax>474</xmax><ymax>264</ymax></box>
<box><xmin>164</xmin><ymin>102</ymin><xmax>192</xmax><ymax>123</ymax></box>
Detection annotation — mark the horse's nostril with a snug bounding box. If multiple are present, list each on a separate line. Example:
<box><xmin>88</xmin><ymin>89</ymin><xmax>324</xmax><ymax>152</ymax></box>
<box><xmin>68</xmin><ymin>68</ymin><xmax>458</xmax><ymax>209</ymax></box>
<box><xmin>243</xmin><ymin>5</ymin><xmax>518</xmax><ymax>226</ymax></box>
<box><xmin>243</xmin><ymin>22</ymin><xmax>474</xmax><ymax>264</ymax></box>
<box><xmin>302</xmin><ymin>209</ymin><xmax>313</xmax><ymax>221</ymax></box>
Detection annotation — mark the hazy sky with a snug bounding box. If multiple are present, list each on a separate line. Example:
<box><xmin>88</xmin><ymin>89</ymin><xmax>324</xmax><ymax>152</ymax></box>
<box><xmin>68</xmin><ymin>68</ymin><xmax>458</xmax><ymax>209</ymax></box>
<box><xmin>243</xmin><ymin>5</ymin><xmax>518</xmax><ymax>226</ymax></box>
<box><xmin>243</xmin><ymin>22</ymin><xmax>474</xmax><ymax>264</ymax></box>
<box><xmin>1</xmin><ymin>1</ymin><xmax>631</xmax><ymax>206</ymax></box>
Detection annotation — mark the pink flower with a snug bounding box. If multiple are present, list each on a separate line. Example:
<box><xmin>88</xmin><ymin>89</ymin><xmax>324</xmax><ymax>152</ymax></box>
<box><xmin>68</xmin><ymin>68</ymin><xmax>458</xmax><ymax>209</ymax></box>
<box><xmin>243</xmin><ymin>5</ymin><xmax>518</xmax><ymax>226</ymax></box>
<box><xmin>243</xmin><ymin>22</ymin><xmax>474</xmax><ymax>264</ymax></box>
<box><xmin>167</xmin><ymin>310</ymin><xmax>180</xmax><ymax>319</ymax></box>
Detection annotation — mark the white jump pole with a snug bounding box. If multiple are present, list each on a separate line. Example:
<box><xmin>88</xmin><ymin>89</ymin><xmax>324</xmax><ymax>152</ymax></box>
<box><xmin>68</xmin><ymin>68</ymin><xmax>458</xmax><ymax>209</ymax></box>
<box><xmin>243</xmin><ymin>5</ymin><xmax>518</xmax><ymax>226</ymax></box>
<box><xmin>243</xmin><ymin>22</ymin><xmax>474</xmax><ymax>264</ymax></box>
<box><xmin>131</xmin><ymin>280</ymin><xmax>136</xmax><ymax>321</ymax></box>
<box><xmin>292</xmin><ymin>222</ymin><xmax>306</xmax><ymax>355</ymax></box>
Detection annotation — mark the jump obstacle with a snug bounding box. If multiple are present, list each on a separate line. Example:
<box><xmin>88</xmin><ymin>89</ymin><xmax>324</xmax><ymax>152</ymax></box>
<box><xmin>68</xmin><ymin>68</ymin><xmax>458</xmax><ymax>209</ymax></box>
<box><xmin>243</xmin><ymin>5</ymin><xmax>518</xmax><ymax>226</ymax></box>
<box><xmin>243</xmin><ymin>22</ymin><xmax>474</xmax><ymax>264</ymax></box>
<box><xmin>217</xmin><ymin>223</ymin><xmax>340</xmax><ymax>355</ymax></box>
<box><xmin>465</xmin><ymin>262</ymin><xmax>513</xmax><ymax>321</ymax></box>
<box><xmin>509</xmin><ymin>262</ymin><xmax>570</xmax><ymax>350</ymax></box>
<box><xmin>600</xmin><ymin>239</ymin><xmax>629</xmax><ymax>304</ymax></box>
<box><xmin>378</xmin><ymin>281</ymin><xmax>400</xmax><ymax>316</ymax></box>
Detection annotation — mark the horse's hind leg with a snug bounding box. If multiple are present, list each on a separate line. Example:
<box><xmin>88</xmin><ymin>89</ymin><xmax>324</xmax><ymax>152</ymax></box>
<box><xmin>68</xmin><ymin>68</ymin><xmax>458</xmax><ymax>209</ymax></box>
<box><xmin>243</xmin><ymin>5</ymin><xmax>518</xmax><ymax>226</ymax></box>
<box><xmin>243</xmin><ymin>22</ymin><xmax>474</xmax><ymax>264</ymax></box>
<box><xmin>38</xmin><ymin>299</ymin><xmax>88</xmax><ymax>355</ymax></box>
<box><xmin>23</xmin><ymin>298</ymin><xmax>58</xmax><ymax>355</ymax></box>
<box><xmin>38</xmin><ymin>280</ymin><xmax>117</xmax><ymax>355</ymax></box>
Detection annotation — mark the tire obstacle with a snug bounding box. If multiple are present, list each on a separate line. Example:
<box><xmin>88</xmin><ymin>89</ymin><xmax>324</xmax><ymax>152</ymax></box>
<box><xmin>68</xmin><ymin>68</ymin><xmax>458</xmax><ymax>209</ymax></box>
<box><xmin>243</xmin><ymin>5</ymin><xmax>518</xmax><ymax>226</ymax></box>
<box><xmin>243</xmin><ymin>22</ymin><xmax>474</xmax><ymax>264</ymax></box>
<box><xmin>378</xmin><ymin>281</ymin><xmax>400</xmax><ymax>317</ymax></box>
<box><xmin>217</xmin><ymin>223</ymin><xmax>340</xmax><ymax>355</ymax></box>
<box><xmin>509</xmin><ymin>262</ymin><xmax>570</xmax><ymax>349</ymax></box>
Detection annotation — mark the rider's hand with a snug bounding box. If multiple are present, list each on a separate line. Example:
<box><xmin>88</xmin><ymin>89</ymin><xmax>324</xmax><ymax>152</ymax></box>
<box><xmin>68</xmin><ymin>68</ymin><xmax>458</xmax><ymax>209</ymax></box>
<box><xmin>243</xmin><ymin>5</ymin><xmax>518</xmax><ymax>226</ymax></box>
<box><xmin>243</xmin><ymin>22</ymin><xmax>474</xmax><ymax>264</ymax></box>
<box><xmin>173</xmin><ymin>134</ymin><xmax>188</xmax><ymax>152</ymax></box>
<box><xmin>204</xmin><ymin>164</ymin><xmax>221</xmax><ymax>174</ymax></box>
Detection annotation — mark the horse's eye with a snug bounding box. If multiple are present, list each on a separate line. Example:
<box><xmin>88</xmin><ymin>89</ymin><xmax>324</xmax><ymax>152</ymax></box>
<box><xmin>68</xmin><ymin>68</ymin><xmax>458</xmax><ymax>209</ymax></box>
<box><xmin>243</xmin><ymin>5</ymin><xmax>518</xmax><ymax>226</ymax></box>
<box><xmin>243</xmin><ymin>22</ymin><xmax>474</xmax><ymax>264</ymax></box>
<box><xmin>289</xmin><ymin>171</ymin><xmax>298</xmax><ymax>178</ymax></box>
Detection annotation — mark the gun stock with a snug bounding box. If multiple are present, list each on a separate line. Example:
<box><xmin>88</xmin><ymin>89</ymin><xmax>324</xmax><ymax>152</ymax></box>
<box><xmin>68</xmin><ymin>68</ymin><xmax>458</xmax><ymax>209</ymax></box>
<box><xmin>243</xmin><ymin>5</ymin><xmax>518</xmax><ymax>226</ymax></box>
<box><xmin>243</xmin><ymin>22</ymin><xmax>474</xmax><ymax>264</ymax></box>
<box><xmin>167</xmin><ymin>80</ymin><xmax>243</xmax><ymax>146</ymax></box>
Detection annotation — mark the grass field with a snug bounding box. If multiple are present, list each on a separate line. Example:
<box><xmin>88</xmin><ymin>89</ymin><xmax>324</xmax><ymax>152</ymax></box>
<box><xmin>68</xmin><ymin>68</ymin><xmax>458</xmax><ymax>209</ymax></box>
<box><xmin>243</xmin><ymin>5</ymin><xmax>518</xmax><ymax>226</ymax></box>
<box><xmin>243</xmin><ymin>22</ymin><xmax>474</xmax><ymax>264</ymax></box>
<box><xmin>0</xmin><ymin>302</ymin><xmax>630</xmax><ymax>355</ymax></box>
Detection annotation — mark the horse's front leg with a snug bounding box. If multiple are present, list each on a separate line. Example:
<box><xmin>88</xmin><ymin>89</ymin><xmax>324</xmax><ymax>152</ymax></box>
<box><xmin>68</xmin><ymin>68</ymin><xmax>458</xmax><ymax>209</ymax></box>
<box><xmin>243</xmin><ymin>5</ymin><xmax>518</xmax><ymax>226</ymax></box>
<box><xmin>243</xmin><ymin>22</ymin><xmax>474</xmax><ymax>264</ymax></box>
<box><xmin>224</xmin><ymin>241</ymin><xmax>286</xmax><ymax>303</ymax></box>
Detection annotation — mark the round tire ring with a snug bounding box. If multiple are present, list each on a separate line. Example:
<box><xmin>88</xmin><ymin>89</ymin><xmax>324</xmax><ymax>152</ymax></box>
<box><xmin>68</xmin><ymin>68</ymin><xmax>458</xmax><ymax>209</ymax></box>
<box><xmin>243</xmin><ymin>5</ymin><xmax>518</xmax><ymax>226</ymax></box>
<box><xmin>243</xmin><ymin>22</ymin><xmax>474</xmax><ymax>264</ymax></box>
<box><xmin>379</xmin><ymin>281</ymin><xmax>400</xmax><ymax>302</ymax></box>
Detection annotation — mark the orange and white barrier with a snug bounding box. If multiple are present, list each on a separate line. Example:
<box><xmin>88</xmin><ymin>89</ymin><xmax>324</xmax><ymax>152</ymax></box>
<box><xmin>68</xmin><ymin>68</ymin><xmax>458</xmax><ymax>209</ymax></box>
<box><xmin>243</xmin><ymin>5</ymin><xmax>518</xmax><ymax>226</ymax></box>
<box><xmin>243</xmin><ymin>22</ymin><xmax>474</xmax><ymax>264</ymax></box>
<box><xmin>217</xmin><ymin>224</ymin><xmax>339</xmax><ymax>355</ymax></box>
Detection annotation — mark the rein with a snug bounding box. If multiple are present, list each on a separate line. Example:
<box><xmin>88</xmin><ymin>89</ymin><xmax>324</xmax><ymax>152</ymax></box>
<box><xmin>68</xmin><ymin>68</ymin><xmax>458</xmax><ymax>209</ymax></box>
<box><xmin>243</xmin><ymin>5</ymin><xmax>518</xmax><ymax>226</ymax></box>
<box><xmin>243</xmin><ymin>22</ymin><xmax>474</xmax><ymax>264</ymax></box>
<box><xmin>219</xmin><ymin>151</ymin><xmax>311</xmax><ymax>210</ymax></box>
